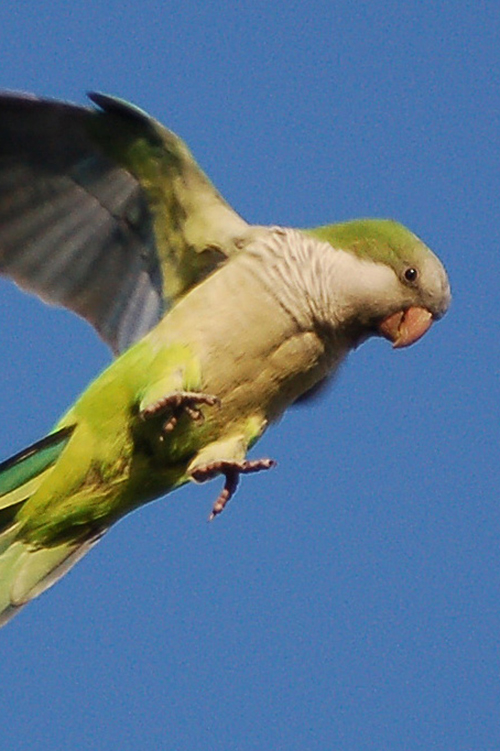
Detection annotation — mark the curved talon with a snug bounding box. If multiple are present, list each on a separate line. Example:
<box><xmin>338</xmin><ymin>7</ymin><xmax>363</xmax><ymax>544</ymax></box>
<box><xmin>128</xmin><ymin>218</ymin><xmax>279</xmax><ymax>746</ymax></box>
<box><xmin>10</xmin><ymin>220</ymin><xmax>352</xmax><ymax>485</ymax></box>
<box><xmin>140</xmin><ymin>391</ymin><xmax>220</xmax><ymax>432</ymax></box>
<box><xmin>191</xmin><ymin>458</ymin><xmax>276</xmax><ymax>520</ymax></box>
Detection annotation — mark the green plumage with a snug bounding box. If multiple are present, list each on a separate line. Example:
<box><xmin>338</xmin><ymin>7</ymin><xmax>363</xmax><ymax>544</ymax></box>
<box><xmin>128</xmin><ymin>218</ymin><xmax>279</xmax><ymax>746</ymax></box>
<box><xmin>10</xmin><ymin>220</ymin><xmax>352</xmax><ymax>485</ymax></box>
<box><xmin>0</xmin><ymin>427</ymin><xmax>74</xmax><ymax>499</ymax></box>
<box><xmin>0</xmin><ymin>91</ymin><xmax>451</xmax><ymax>626</ymax></box>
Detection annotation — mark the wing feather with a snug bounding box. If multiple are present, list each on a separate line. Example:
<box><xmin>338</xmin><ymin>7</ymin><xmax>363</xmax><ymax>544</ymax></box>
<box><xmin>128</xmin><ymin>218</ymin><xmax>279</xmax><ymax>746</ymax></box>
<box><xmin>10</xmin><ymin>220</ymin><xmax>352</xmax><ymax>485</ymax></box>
<box><xmin>0</xmin><ymin>92</ymin><xmax>248</xmax><ymax>353</ymax></box>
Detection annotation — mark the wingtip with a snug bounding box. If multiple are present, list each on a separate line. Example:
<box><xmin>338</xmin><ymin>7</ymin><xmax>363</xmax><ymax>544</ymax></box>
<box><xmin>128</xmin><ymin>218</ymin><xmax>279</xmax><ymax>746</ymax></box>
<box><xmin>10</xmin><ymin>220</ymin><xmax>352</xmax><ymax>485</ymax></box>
<box><xmin>87</xmin><ymin>92</ymin><xmax>153</xmax><ymax>125</ymax></box>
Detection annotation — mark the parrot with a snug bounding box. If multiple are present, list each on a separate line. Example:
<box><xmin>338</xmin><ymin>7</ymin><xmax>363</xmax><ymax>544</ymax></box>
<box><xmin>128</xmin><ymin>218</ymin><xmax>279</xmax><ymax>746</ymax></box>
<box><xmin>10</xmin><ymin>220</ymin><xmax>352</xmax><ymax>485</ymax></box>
<box><xmin>0</xmin><ymin>92</ymin><xmax>451</xmax><ymax>626</ymax></box>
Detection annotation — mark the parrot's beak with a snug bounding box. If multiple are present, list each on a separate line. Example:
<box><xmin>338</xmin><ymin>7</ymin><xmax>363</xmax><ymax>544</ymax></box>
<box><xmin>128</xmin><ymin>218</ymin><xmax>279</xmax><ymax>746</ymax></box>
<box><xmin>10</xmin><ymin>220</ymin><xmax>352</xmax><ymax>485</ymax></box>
<box><xmin>378</xmin><ymin>307</ymin><xmax>434</xmax><ymax>348</ymax></box>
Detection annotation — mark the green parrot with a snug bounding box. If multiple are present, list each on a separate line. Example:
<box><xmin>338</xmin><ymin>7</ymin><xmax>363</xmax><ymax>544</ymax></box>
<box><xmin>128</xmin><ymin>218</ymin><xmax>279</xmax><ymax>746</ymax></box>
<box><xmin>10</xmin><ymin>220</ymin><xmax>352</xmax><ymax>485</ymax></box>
<box><xmin>0</xmin><ymin>92</ymin><xmax>450</xmax><ymax>626</ymax></box>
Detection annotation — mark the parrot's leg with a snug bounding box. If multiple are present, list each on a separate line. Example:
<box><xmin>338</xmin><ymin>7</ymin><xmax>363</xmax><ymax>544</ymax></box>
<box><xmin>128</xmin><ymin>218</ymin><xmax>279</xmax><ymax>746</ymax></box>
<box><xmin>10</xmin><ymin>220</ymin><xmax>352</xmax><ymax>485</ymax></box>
<box><xmin>140</xmin><ymin>391</ymin><xmax>220</xmax><ymax>432</ymax></box>
<box><xmin>191</xmin><ymin>458</ymin><xmax>276</xmax><ymax>520</ymax></box>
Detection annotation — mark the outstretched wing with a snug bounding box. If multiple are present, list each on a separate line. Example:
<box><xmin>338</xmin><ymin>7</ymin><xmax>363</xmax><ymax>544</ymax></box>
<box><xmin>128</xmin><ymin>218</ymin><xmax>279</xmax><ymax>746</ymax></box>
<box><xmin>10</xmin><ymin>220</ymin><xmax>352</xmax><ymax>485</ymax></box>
<box><xmin>0</xmin><ymin>92</ymin><xmax>248</xmax><ymax>353</ymax></box>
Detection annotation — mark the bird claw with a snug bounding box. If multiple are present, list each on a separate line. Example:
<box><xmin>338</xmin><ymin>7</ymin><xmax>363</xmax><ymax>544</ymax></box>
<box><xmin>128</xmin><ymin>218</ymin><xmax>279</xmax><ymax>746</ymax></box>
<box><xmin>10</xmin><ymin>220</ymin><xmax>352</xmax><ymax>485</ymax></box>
<box><xmin>140</xmin><ymin>391</ymin><xmax>220</xmax><ymax>433</ymax></box>
<box><xmin>191</xmin><ymin>458</ymin><xmax>277</xmax><ymax>520</ymax></box>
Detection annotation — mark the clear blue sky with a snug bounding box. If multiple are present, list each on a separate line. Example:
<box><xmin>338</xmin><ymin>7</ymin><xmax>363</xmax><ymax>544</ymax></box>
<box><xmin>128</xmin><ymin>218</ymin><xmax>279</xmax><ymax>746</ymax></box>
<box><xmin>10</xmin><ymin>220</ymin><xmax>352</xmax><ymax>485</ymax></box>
<box><xmin>0</xmin><ymin>1</ymin><xmax>498</xmax><ymax>749</ymax></box>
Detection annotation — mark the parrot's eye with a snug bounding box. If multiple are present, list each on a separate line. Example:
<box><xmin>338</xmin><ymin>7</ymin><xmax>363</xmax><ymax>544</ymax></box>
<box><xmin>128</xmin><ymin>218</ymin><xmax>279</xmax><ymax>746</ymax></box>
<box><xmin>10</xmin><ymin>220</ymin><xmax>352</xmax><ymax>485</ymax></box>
<box><xmin>404</xmin><ymin>267</ymin><xmax>418</xmax><ymax>283</ymax></box>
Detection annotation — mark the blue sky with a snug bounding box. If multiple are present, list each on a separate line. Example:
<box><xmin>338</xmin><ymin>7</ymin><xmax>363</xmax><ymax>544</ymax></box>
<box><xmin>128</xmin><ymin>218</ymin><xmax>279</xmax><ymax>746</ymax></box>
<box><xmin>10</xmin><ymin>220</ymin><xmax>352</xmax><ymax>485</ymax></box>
<box><xmin>0</xmin><ymin>1</ymin><xmax>499</xmax><ymax>749</ymax></box>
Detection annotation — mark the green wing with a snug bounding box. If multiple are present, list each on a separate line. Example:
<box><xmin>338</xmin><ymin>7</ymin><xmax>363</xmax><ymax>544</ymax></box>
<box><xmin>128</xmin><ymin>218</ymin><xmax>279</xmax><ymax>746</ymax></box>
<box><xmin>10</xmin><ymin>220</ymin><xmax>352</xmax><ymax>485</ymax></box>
<box><xmin>0</xmin><ymin>92</ymin><xmax>248</xmax><ymax>353</ymax></box>
<box><xmin>0</xmin><ymin>425</ymin><xmax>75</xmax><ymax>502</ymax></box>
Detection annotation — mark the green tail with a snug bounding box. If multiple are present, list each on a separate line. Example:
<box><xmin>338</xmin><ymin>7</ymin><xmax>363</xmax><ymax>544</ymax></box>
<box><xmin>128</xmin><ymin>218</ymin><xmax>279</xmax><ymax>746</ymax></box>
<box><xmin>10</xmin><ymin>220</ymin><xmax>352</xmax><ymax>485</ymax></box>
<box><xmin>0</xmin><ymin>426</ymin><xmax>101</xmax><ymax>627</ymax></box>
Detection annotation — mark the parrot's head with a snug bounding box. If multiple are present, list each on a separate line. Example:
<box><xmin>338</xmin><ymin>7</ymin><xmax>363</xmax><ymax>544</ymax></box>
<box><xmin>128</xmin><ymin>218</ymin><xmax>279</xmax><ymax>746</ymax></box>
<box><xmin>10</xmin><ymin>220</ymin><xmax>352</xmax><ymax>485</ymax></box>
<box><xmin>306</xmin><ymin>219</ymin><xmax>451</xmax><ymax>348</ymax></box>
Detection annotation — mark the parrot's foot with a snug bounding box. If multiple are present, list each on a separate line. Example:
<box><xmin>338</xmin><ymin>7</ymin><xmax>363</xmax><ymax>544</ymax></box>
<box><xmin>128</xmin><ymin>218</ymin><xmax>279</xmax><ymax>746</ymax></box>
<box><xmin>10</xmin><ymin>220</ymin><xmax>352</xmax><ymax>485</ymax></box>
<box><xmin>140</xmin><ymin>391</ymin><xmax>220</xmax><ymax>433</ymax></box>
<box><xmin>191</xmin><ymin>458</ymin><xmax>276</xmax><ymax>520</ymax></box>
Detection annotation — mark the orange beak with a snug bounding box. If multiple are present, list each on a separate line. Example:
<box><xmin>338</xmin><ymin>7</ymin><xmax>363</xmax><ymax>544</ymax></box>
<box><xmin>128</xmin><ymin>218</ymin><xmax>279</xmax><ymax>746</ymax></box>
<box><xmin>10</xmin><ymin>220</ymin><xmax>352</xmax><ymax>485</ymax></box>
<box><xmin>378</xmin><ymin>306</ymin><xmax>434</xmax><ymax>348</ymax></box>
